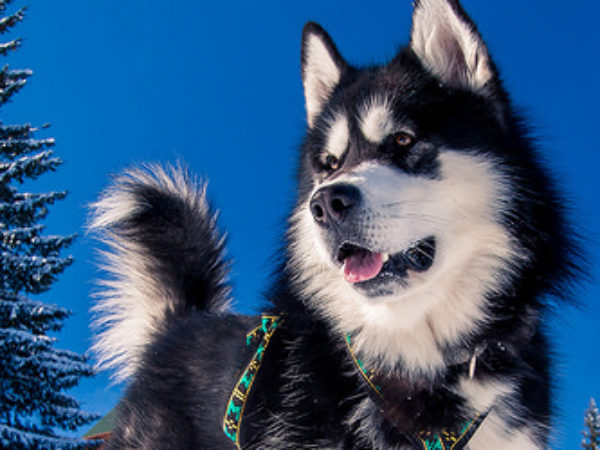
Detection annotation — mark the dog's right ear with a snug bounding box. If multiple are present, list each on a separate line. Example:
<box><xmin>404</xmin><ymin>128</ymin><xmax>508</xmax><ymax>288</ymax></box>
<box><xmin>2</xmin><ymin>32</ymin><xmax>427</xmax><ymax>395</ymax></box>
<box><xmin>301</xmin><ymin>22</ymin><xmax>347</xmax><ymax>128</ymax></box>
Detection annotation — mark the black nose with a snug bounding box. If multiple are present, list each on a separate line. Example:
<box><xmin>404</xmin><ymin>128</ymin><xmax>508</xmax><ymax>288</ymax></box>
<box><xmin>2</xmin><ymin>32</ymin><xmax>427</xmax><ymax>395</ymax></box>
<box><xmin>310</xmin><ymin>183</ymin><xmax>361</xmax><ymax>225</ymax></box>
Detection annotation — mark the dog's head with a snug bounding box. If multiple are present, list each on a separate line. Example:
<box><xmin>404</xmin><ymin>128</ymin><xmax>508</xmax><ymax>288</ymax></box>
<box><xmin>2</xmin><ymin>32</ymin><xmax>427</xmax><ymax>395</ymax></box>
<box><xmin>287</xmin><ymin>0</ymin><xmax>568</xmax><ymax>361</ymax></box>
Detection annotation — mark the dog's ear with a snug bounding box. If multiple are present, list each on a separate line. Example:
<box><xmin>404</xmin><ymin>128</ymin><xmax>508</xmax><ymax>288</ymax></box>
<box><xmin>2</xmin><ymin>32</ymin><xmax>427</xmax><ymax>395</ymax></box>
<box><xmin>410</xmin><ymin>0</ymin><xmax>494</xmax><ymax>91</ymax></box>
<box><xmin>301</xmin><ymin>22</ymin><xmax>347</xmax><ymax>128</ymax></box>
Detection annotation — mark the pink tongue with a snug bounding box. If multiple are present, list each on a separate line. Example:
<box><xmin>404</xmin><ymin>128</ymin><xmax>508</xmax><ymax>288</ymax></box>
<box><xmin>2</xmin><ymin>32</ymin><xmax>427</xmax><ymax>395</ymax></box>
<box><xmin>343</xmin><ymin>250</ymin><xmax>384</xmax><ymax>283</ymax></box>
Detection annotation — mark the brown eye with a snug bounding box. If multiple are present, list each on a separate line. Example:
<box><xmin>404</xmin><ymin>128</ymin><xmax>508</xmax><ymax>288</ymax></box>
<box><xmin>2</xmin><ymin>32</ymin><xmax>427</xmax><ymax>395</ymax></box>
<box><xmin>394</xmin><ymin>132</ymin><xmax>414</xmax><ymax>148</ymax></box>
<box><xmin>325</xmin><ymin>154</ymin><xmax>340</xmax><ymax>171</ymax></box>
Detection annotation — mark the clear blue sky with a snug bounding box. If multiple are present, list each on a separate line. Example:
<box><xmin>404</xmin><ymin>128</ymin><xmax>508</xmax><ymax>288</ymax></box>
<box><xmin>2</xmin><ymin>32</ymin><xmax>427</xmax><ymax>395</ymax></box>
<box><xmin>4</xmin><ymin>0</ymin><xmax>599</xmax><ymax>447</ymax></box>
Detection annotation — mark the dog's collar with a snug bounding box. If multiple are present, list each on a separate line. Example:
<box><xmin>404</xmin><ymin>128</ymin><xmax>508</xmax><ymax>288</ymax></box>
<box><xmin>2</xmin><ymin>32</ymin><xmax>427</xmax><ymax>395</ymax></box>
<box><xmin>222</xmin><ymin>314</ymin><xmax>283</xmax><ymax>449</ymax></box>
<box><xmin>344</xmin><ymin>334</ymin><xmax>490</xmax><ymax>450</ymax></box>
<box><xmin>443</xmin><ymin>339</ymin><xmax>518</xmax><ymax>379</ymax></box>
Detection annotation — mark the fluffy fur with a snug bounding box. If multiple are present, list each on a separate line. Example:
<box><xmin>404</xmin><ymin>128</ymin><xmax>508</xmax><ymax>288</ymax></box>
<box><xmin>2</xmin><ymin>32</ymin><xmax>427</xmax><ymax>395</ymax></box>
<box><xmin>90</xmin><ymin>165</ymin><xmax>231</xmax><ymax>382</ymax></box>
<box><xmin>91</xmin><ymin>1</ymin><xmax>578</xmax><ymax>448</ymax></box>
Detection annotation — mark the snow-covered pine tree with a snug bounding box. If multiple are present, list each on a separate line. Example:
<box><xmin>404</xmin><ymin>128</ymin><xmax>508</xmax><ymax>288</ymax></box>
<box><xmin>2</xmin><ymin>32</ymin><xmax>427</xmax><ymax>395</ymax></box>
<box><xmin>581</xmin><ymin>398</ymin><xmax>600</xmax><ymax>450</ymax></box>
<box><xmin>0</xmin><ymin>1</ymin><xmax>98</xmax><ymax>448</ymax></box>
<box><xmin>583</xmin><ymin>398</ymin><xmax>600</xmax><ymax>449</ymax></box>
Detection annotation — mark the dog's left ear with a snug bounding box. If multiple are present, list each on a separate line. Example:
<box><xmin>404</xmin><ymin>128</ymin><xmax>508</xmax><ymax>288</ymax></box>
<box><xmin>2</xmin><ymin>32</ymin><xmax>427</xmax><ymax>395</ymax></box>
<box><xmin>410</xmin><ymin>0</ymin><xmax>494</xmax><ymax>91</ymax></box>
<box><xmin>301</xmin><ymin>22</ymin><xmax>348</xmax><ymax>128</ymax></box>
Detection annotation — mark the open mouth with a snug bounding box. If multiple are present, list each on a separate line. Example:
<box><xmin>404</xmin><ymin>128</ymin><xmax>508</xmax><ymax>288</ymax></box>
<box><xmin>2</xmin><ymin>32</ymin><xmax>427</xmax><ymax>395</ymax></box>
<box><xmin>337</xmin><ymin>237</ymin><xmax>436</xmax><ymax>285</ymax></box>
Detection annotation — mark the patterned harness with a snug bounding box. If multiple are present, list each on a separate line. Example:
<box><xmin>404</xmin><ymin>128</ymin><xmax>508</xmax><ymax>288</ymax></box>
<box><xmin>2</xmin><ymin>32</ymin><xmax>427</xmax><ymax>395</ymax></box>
<box><xmin>222</xmin><ymin>315</ymin><xmax>487</xmax><ymax>449</ymax></box>
<box><xmin>222</xmin><ymin>315</ymin><xmax>282</xmax><ymax>449</ymax></box>
<box><xmin>344</xmin><ymin>335</ymin><xmax>488</xmax><ymax>450</ymax></box>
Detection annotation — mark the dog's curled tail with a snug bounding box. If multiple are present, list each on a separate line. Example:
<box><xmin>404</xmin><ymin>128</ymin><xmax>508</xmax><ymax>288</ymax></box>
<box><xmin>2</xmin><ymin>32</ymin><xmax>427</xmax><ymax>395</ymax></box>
<box><xmin>89</xmin><ymin>163</ymin><xmax>231</xmax><ymax>382</ymax></box>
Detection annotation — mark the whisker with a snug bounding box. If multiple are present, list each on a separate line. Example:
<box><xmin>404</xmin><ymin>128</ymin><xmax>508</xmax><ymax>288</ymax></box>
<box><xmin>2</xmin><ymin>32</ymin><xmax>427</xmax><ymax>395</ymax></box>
<box><xmin>417</xmin><ymin>241</ymin><xmax>436</xmax><ymax>251</ymax></box>
<box><xmin>384</xmin><ymin>213</ymin><xmax>445</xmax><ymax>224</ymax></box>
<box><xmin>415</xmin><ymin>246</ymin><xmax>434</xmax><ymax>260</ymax></box>
<box><xmin>380</xmin><ymin>200</ymin><xmax>441</xmax><ymax>208</ymax></box>
<box><xmin>381</xmin><ymin>202</ymin><xmax>403</xmax><ymax>208</ymax></box>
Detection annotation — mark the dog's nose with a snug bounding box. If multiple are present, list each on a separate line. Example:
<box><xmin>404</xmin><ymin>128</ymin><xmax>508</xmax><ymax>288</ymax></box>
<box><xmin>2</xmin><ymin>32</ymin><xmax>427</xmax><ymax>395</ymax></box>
<box><xmin>310</xmin><ymin>183</ymin><xmax>361</xmax><ymax>225</ymax></box>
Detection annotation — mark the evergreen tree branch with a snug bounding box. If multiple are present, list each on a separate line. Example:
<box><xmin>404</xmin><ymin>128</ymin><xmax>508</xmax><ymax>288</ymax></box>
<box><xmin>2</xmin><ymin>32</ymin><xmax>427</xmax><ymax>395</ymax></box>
<box><xmin>1</xmin><ymin>423</ymin><xmax>95</xmax><ymax>449</ymax></box>
<box><xmin>0</xmin><ymin>136</ymin><xmax>55</xmax><ymax>159</ymax></box>
<box><xmin>0</xmin><ymin>123</ymin><xmax>35</xmax><ymax>140</ymax></box>
<box><xmin>0</xmin><ymin>65</ymin><xmax>31</xmax><ymax>105</ymax></box>
<box><xmin>0</xmin><ymin>6</ymin><xmax>25</xmax><ymax>35</ymax></box>
<box><xmin>0</xmin><ymin>297</ymin><xmax>70</xmax><ymax>334</ymax></box>
<box><xmin>0</xmin><ymin>191</ymin><xmax>68</xmax><ymax>226</ymax></box>
<box><xmin>0</xmin><ymin>252</ymin><xmax>73</xmax><ymax>293</ymax></box>
<box><xmin>0</xmin><ymin>151</ymin><xmax>62</xmax><ymax>183</ymax></box>
<box><xmin>0</xmin><ymin>38</ymin><xmax>20</xmax><ymax>57</ymax></box>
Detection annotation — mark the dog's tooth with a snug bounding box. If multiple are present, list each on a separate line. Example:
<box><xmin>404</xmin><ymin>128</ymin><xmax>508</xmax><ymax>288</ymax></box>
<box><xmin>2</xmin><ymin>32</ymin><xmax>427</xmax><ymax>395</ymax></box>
<box><xmin>382</xmin><ymin>253</ymin><xmax>389</xmax><ymax>263</ymax></box>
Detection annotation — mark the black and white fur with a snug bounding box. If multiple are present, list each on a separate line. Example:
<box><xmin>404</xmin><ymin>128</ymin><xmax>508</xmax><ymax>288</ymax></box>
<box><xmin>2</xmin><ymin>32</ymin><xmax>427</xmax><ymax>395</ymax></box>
<box><xmin>91</xmin><ymin>1</ymin><xmax>578</xmax><ymax>448</ymax></box>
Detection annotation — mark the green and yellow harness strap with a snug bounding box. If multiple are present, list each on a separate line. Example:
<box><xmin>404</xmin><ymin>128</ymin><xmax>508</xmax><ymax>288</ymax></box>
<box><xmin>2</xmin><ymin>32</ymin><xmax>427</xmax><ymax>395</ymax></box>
<box><xmin>222</xmin><ymin>314</ymin><xmax>282</xmax><ymax>449</ymax></box>
<box><xmin>345</xmin><ymin>334</ymin><xmax>489</xmax><ymax>450</ymax></box>
<box><xmin>411</xmin><ymin>414</ymin><xmax>487</xmax><ymax>450</ymax></box>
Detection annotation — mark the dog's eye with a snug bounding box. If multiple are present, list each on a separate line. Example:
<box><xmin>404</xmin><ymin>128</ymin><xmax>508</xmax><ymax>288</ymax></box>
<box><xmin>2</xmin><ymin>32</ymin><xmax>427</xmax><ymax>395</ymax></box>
<box><xmin>394</xmin><ymin>132</ymin><xmax>414</xmax><ymax>148</ymax></box>
<box><xmin>324</xmin><ymin>154</ymin><xmax>340</xmax><ymax>171</ymax></box>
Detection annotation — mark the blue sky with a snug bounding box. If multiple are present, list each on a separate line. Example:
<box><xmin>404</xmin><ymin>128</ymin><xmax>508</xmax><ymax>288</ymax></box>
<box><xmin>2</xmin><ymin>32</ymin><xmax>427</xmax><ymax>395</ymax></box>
<box><xmin>3</xmin><ymin>0</ymin><xmax>599</xmax><ymax>447</ymax></box>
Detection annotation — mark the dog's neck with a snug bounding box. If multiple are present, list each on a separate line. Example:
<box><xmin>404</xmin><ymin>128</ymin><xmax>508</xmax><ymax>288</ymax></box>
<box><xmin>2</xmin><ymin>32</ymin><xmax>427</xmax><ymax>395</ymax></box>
<box><xmin>344</xmin><ymin>332</ymin><xmax>496</xmax><ymax>446</ymax></box>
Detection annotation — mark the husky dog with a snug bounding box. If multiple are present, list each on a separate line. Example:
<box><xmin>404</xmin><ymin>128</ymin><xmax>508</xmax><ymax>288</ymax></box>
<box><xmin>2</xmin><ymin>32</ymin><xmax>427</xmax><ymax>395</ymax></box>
<box><xmin>91</xmin><ymin>0</ymin><xmax>577</xmax><ymax>448</ymax></box>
